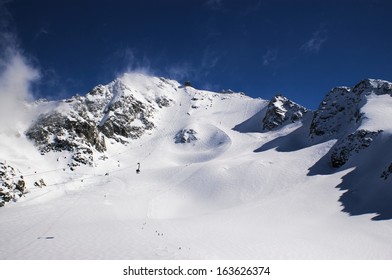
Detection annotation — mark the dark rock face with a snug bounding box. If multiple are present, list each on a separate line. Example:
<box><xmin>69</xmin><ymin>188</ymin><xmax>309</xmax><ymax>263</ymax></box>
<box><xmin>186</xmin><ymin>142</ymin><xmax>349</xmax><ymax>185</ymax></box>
<box><xmin>310</xmin><ymin>79</ymin><xmax>392</xmax><ymax>139</ymax></box>
<box><xmin>26</xmin><ymin>112</ymin><xmax>106</xmax><ymax>153</ymax></box>
<box><xmin>381</xmin><ymin>163</ymin><xmax>392</xmax><ymax>180</ymax></box>
<box><xmin>330</xmin><ymin>129</ymin><xmax>383</xmax><ymax>168</ymax></box>
<box><xmin>308</xmin><ymin>79</ymin><xmax>392</xmax><ymax>169</ymax></box>
<box><xmin>25</xmin><ymin>77</ymin><xmax>174</xmax><ymax>168</ymax></box>
<box><xmin>262</xmin><ymin>94</ymin><xmax>308</xmax><ymax>131</ymax></box>
<box><xmin>309</xmin><ymin>87</ymin><xmax>361</xmax><ymax>138</ymax></box>
<box><xmin>352</xmin><ymin>79</ymin><xmax>392</xmax><ymax>96</ymax></box>
<box><xmin>156</xmin><ymin>96</ymin><xmax>172</xmax><ymax>108</ymax></box>
<box><xmin>97</xmin><ymin>94</ymin><xmax>155</xmax><ymax>142</ymax></box>
<box><xmin>0</xmin><ymin>162</ymin><xmax>25</xmax><ymax>207</ymax></box>
<box><xmin>26</xmin><ymin>111</ymin><xmax>106</xmax><ymax>167</ymax></box>
<box><xmin>175</xmin><ymin>129</ymin><xmax>198</xmax><ymax>143</ymax></box>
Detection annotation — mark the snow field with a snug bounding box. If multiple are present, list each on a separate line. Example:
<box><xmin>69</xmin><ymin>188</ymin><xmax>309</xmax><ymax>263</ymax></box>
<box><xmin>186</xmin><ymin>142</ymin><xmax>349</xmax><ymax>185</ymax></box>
<box><xmin>1</xmin><ymin>75</ymin><xmax>392</xmax><ymax>259</ymax></box>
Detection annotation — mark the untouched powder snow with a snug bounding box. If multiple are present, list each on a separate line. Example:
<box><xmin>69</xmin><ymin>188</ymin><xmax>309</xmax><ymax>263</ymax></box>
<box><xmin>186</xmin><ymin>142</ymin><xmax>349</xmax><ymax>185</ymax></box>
<box><xmin>1</xmin><ymin>74</ymin><xmax>392</xmax><ymax>259</ymax></box>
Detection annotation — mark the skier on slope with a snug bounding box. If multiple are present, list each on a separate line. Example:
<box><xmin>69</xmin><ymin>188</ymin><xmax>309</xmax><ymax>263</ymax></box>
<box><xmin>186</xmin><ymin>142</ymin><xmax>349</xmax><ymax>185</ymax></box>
<box><xmin>136</xmin><ymin>163</ymin><xmax>140</xmax><ymax>174</ymax></box>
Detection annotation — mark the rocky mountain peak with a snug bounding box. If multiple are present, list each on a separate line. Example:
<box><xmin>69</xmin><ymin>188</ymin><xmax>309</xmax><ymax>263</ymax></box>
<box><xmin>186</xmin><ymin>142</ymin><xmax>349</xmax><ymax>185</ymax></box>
<box><xmin>308</xmin><ymin>79</ymin><xmax>392</xmax><ymax>169</ymax></box>
<box><xmin>352</xmin><ymin>78</ymin><xmax>392</xmax><ymax>96</ymax></box>
<box><xmin>310</xmin><ymin>79</ymin><xmax>392</xmax><ymax>140</ymax></box>
<box><xmin>25</xmin><ymin>74</ymin><xmax>176</xmax><ymax>168</ymax></box>
<box><xmin>309</xmin><ymin>86</ymin><xmax>359</xmax><ymax>138</ymax></box>
<box><xmin>262</xmin><ymin>94</ymin><xmax>308</xmax><ymax>131</ymax></box>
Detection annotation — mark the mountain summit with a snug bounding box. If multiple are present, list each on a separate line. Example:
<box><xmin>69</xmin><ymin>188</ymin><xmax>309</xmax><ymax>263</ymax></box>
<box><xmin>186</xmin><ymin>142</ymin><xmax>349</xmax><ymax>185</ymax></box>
<box><xmin>262</xmin><ymin>94</ymin><xmax>308</xmax><ymax>131</ymax></box>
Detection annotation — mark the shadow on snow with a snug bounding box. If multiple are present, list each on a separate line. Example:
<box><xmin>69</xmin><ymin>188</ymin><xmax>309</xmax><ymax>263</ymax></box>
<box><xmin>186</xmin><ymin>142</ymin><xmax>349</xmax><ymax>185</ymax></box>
<box><xmin>234</xmin><ymin>111</ymin><xmax>392</xmax><ymax>220</ymax></box>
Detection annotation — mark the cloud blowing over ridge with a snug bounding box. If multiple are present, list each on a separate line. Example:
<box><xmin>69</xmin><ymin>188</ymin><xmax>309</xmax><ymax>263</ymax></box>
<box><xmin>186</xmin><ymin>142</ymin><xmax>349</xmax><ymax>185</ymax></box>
<box><xmin>0</xmin><ymin>2</ymin><xmax>40</xmax><ymax>134</ymax></box>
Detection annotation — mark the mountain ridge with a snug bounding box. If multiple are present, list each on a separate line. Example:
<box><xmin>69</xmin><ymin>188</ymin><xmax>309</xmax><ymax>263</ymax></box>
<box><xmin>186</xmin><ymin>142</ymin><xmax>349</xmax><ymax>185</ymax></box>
<box><xmin>2</xmin><ymin>75</ymin><xmax>392</xmax><ymax>217</ymax></box>
<box><xmin>1</xmin><ymin>74</ymin><xmax>392</xmax><ymax>259</ymax></box>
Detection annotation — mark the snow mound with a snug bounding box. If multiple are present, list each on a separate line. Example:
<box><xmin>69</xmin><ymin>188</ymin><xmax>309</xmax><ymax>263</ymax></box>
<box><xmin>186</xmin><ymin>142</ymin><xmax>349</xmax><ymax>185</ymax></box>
<box><xmin>171</xmin><ymin>123</ymin><xmax>231</xmax><ymax>163</ymax></box>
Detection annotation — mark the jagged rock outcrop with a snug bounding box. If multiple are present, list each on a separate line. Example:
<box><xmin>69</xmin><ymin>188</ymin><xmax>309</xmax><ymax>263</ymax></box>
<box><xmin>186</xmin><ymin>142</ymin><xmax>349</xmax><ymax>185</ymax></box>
<box><xmin>262</xmin><ymin>94</ymin><xmax>308</xmax><ymax>131</ymax></box>
<box><xmin>26</xmin><ymin>110</ymin><xmax>106</xmax><ymax>167</ymax></box>
<box><xmin>309</xmin><ymin>79</ymin><xmax>392</xmax><ymax>169</ymax></box>
<box><xmin>310</xmin><ymin>79</ymin><xmax>392</xmax><ymax>139</ymax></box>
<box><xmin>352</xmin><ymin>78</ymin><xmax>392</xmax><ymax>96</ymax></box>
<box><xmin>330</xmin><ymin>129</ymin><xmax>383</xmax><ymax>168</ymax></box>
<box><xmin>309</xmin><ymin>86</ymin><xmax>360</xmax><ymax>138</ymax></box>
<box><xmin>26</xmin><ymin>75</ymin><xmax>175</xmax><ymax>167</ymax></box>
<box><xmin>0</xmin><ymin>162</ymin><xmax>26</xmax><ymax>207</ymax></box>
<box><xmin>381</xmin><ymin>163</ymin><xmax>392</xmax><ymax>180</ymax></box>
<box><xmin>175</xmin><ymin>129</ymin><xmax>198</xmax><ymax>143</ymax></box>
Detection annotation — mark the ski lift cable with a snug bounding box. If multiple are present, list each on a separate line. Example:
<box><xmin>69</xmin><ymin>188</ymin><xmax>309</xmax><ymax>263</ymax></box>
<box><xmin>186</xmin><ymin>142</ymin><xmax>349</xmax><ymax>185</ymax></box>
<box><xmin>4</xmin><ymin>167</ymin><xmax>69</xmax><ymax>181</ymax></box>
<box><xmin>137</xmin><ymin>98</ymin><xmax>183</xmax><ymax>164</ymax></box>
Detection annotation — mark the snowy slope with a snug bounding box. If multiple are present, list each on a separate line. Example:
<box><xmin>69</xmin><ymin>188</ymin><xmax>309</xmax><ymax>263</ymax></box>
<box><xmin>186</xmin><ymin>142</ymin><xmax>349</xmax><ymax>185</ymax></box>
<box><xmin>1</xmin><ymin>74</ymin><xmax>392</xmax><ymax>259</ymax></box>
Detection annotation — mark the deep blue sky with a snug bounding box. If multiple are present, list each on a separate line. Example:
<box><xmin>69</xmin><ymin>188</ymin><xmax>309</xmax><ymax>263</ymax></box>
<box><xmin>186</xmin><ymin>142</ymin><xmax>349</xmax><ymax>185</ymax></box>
<box><xmin>3</xmin><ymin>0</ymin><xmax>392</xmax><ymax>109</ymax></box>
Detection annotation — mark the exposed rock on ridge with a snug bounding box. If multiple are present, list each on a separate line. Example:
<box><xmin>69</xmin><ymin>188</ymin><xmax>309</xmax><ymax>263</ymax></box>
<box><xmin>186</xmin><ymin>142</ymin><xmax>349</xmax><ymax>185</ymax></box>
<box><xmin>262</xmin><ymin>94</ymin><xmax>308</xmax><ymax>131</ymax></box>
<box><xmin>330</xmin><ymin>129</ymin><xmax>383</xmax><ymax>168</ymax></box>
<box><xmin>0</xmin><ymin>162</ymin><xmax>26</xmax><ymax>207</ymax></box>
<box><xmin>26</xmin><ymin>75</ymin><xmax>176</xmax><ymax>167</ymax></box>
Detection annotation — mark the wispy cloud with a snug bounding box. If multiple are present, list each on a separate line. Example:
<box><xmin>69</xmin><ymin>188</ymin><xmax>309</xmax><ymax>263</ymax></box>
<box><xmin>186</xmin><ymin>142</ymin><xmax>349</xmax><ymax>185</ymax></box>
<box><xmin>241</xmin><ymin>0</ymin><xmax>262</xmax><ymax>15</ymax></box>
<box><xmin>262</xmin><ymin>49</ymin><xmax>278</xmax><ymax>66</ymax></box>
<box><xmin>201</xmin><ymin>47</ymin><xmax>222</xmax><ymax>70</ymax></box>
<box><xmin>165</xmin><ymin>46</ymin><xmax>223</xmax><ymax>84</ymax></box>
<box><xmin>205</xmin><ymin>0</ymin><xmax>224</xmax><ymax>11</ymax></box>
<box><xmin>34</xmin><ymin>27</ymin><xmax>49</xmax><ymax>40</ymax></box>
<box><xmin>301</xmin><ymin>27</ymin><xmax>328</xmax><ymax>54</ymax></box>
<box><xmin>0</xmin><ymin>2</ymin><xmax>40</xmax><ymax>133</ymax></box>
<box><xmin>103</xmin><ymin>47</ymin><xmax>155</xmax><ymax>80</ymax></box>
<box><xmin>165</xmin><ymin>62</ymin><xmax>194</xmax><ymax>81</ymax></box>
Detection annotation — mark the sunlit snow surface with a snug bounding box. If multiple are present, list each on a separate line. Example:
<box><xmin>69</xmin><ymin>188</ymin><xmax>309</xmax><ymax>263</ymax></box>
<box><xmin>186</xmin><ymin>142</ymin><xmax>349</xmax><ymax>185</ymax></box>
<box><xmin>1</xmin><ymin>74</ymin><xmax>392</xmax><ymax>259</ymax></box>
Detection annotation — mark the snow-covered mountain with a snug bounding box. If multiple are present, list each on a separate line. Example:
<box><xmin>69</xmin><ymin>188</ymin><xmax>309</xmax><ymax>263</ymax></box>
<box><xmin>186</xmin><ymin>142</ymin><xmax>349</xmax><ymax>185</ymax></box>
<box><xmin>25</xmin><ymin>76</ymin><xmax>177</xmax><ymax>168</ymax></box>
<box><xmin>1</xmin><ymin>73</ymin><xmax>392</xmax><ymax>259</ymax></box>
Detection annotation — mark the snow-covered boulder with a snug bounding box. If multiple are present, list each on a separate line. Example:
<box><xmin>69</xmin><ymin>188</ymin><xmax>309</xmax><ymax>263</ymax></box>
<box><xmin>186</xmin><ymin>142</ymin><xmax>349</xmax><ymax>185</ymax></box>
<box><xmin>262</xmin><ymin>94</ymin><xmax>308</xmax><ymax>131</ymax></box>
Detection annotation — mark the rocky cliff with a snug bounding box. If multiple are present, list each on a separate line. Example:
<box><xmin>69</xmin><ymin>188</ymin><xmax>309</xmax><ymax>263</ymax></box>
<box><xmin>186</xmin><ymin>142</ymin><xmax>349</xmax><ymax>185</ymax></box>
<box><xmin>26</xmin><ymin>75</ymin><xmax>176</xmax><ymax>168</ymax></box>
<box><xmin>262</xmin><ymin>94</ymin><xmax>308</xmax><ymax>131</ymax></box>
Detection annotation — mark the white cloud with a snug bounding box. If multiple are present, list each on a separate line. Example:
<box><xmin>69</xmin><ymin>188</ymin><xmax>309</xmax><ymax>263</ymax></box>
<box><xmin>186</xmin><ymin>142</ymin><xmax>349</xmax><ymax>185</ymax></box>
<box><xmin>0</xmin><ymin>52</ymin><xmax>40</xmax><ymax>134</ymax></box>
<box><xmin>166</xmin><ymin>62</ymin><xmax>193</xmax><ymax>81</ymax></box>
<box><xmin>0</xmin><ymin>3</ymin><xmax>40</xmax><ymax>134</ymax></box>
<box><xmin>103</xmin><ymin>47</ymin><xmax>156</xmax><ymax>81</ymax></box>
<box><xmin>301</xmin><ymin>27</ymin><xmax>328</xmax><ymax>54</ymax></box>
<box><xmin>262</xmin><ymin>49</ymin><xmax>278</xmax><ymax>66</ymax></box>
